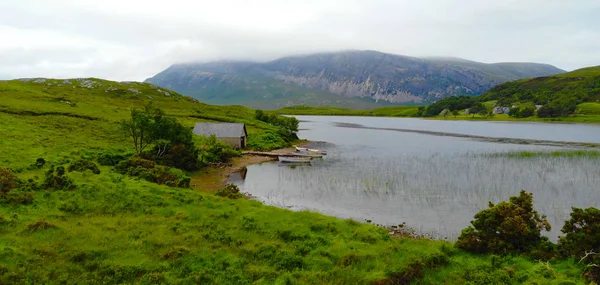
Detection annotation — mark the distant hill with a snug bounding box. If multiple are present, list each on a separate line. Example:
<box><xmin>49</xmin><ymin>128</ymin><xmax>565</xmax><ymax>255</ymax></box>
<box><xmin>146</xmin><ymin>50</ymin><xmax>565</xmax><ymax>109</ymax></box>
<box><xmin>479</xmin><ymin>66</ymin><xmax>600</xmax><ymax>104</ymax></box>
<box><xmin>423</xmin><ymin>66</ymin><xmax>600</xmax><ymax>118</ymax></box>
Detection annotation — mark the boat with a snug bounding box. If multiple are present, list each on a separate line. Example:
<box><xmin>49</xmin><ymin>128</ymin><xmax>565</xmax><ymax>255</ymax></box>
<box><xmin>288</xmin><ymin>152</ymin><xmax>323</xmax><ymax>158</ymax></box>
<box><xmin>295</xmin><ymin>146</ymin><xmax>327</xmax><ymax>155</ymax></box>
<box><xmin>278</xmin><ymin>156</ymin><xmax>312</xmax><ymax>163</ymax></box>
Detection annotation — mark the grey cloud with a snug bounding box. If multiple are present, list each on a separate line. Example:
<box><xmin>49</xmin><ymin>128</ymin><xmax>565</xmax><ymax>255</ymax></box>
<box><xmin>1</xmin><ymin>0</ymin><xmax>599</xmax><ymax>81</ymax></box>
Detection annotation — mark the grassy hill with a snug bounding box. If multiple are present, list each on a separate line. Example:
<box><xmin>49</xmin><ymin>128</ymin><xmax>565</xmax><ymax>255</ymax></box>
<box><xmin>419</xmin><ymin>66</ymin><xmax>600</xmax><ymax>121</ymax></box>
<box><xmin>0</xmin><ymin>78</ymin><xmax>588</xmax><ymax>284</ymax></box>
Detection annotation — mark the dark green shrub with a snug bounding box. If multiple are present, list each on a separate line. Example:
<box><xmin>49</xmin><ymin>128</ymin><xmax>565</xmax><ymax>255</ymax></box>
<box><xmin>558</xmin><ymin>207</ymin><xmax>600</xmax><ymax>262</ymax></box>
<box><xmin>34</xmin><ymin>158</ymin><xmax>46</xmax><ymax>168</ymax></box>
<box><xmin>215</xmin><ymin>184</ymin><xmax>244</xmax><ymax>199</ymax></box>
<box><xmin>115</xmin><ymin>157</ymin><xmax>190</xmax><ymax>188</ymax></box>
<box><xmin>115</xmin><ymin>157</ymin><xmax>155</xmax><ymax>174</ymax></box>
<box><xmin>154</xmin><ymin>144</ymin><xmax>200</xmax><ymax>171</ymax></box>
<box><xmin>68</xmin><ymin>159</ymin><xmax>101</xmax><ymax>174</ymax></box>
<box><xmin>97</xmin><ymin>152</ymin><xmax>130</xmax><ymax>166</ymax></box>
<box><xmin>456</xmin><ymin>190</ymin><xmax>551</xmax><ymax>255</ymax></box>
<box><xmin>43</xmin><ymin>166</ymin><xmax>76</xmax><ymax>190</ymax></box>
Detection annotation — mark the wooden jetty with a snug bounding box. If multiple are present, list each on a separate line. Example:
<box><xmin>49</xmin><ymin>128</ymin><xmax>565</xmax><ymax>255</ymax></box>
<box><xmin>242</xmin><ymin>151</ymin><xmax>323</xmax><ymax>158</ymax></box>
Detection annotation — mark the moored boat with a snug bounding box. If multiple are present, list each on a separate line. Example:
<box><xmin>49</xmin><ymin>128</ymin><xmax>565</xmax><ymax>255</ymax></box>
<box><xmin>295</xmin><ymin>146</ymin><xmax>327</xmax><ymax>155</ymax></box>
<box><xmin>278</xmin><ymin>156</ymin><xmax>312</xmax><ymax>163</ymax></box>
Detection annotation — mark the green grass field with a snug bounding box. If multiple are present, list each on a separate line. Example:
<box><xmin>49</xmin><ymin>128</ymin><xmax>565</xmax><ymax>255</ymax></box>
<box><xmin>0</xmin><ymin>78</ymin><xmax>590</xmax><ymax>284</ymax></box>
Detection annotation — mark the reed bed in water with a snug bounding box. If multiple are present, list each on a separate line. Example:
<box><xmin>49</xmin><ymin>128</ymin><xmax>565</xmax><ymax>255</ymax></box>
<box><xmin>243</xmin><ymin>152</ymin><xmax>600</xmax><ymax>240</ymax></box>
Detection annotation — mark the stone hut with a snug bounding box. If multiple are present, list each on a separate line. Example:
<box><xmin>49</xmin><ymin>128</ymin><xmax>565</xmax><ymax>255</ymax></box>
<box><xmin>193</xmin><ymin>122</ymin><xmax>247</xmax><ymax>149</ymax></box>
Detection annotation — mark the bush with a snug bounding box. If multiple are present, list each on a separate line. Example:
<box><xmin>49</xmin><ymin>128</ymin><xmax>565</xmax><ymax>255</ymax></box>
<box><xmin>247</xmin><ymin>132</ymin><xmax>288</xmax><ymax>151</ymax></box>
<box><xmin>34</xmin><ymin>158</ymin><xmax>46</xmax><ymax>169</ymax></box>
<box><xmin>3</xmin><ymin>188</ymin><xmax>34</xmax><ymax>205</ymax></box>
<box><xmin>154</xmin><ymin>144</ymin><xmax>200</xmax><ymax>171</ymax></box>
<box><xmin>97</xmin><ymin>151</ymin><xmax>131</xmax><ymax>166</ymax></box>
<box><xmin>0</xmin><ymin>168</ymin><xmax>19</xmax><ymax>195</ymax></box>
<box><xmin>68</xmin><ymin>159</ymin><xmax>101</xmax><ymax>174</ymax></box>
<box><xmin>558</xmin><ymin>207</ymin><xmax>600</xmax><ymax>261</ymax></box>
<box><xmin>42</xmin><ymin>166</ymin><xmax>76</xmax><ymax>191</ymax></box>
<box><xmin>115</xmin><ymin>157</ymin><xmax>190</xmax><ymax>188</ymax></box>
<box><xmin>215</xmin><ymin>184</ymin><xmax>244</xmax><ymax>199</ymax></box>
<box><xmin>199</xmin><ymin>135</ymin><xmax>241</xmax><ymax>164</ymax></box>
<box><xmin>456</xmin><ymin>190</ymin><xmax>551</xmax><ymax>255</ymax></box>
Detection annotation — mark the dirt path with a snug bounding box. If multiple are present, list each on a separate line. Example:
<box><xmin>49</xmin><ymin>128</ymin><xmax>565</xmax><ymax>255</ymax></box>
<box><xmin>190</xmin><ymin>142</ymin><xmax>311</xmax><ymax>192</ymax></box>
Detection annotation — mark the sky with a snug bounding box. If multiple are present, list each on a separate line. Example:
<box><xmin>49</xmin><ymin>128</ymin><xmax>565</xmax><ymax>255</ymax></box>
<box><xmin>0</xmin><ymin>0</ymin><xmax>599</xmax><ymax>81</ymax></box>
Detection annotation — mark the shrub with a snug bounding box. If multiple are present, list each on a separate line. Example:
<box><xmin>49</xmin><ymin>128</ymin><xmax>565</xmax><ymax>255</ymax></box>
<box><xmin>68</xmin><ymin>159</ymin><xmax>101</xmax><ymax>174</ymax></box>
<box><xmin>34</xmin><ymin>158</ymin><xmax>46</xmax><ymax>168</ymax></box>
<box><xmin>97</xmin><ymin>151</ymin><xmax>131</xmax><ymax>166</ymax></box>
<box><xmin>215</xmin><ymin>184</ymin><xmax>244</xmax><ymax>199</ymax></box>
<box><xmin>0</xmin><ymin>168</ymin><xmax>19</xmax><ymax>195</ymax></box>
<box><xmin>115</xmin><ymin>157</ymin><xmax>190</xmax><ymax>188</ymax></box>
<box><xmin>456</xmin><ymin>190</ymin><xmax>551</xmax><ymax>255</ymax></box>
<box><xmin>247</xmin><ymin>132</ymin><xmax>287</xmax><ymax>151</ymax></box>
<box><xmin>199</xmin><ymin>135</ymin><xmax>241</xmax><ymax>164</ymax></box>
<box><xmin>3</xmin><ymin>188</ymin><xmax>34</xmax><ymax>205</ymax></box>
<box><xmin>43</xmin><ymin>166</ymin><xmax>76</xmax><ymax>190</ymax></box>
<box><xmin>558</xmin><ymin>207</ymin><xmax>600</xmax><ymax>261</ymax></box>
<box><xmin>115</xmin><ymin>157</ymin><xmax>155</xmax><ymax>174</ymax></box>
<box><xmin>154</xmin><ymin>144</ymin><xmax>200</xmax><ymax>171</ymax></box>
<box><xmin>27</xmin><ymin>221</ymin><xmax>58</xmax><ymax>231</ymax></box>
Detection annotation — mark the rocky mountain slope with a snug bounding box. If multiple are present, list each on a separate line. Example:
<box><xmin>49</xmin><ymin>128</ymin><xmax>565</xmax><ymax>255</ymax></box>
<box><xmin>146</xmin><ymin>50</ymin><xmax>565</xmax><ymax>109</ymax></box>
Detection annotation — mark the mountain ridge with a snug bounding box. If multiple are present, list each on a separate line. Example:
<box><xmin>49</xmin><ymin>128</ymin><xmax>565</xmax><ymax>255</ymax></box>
<box><xmin>146</xmin><ymin>50</ymin><xmax>565</xmax><ymax>109</ymax></box>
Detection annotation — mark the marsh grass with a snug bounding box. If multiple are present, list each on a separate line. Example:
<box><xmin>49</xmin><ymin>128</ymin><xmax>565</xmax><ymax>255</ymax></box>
<box><xmin>483</xmin><ymin>150</ymin><xmax>600</xmax><ymax>159</ymax></box>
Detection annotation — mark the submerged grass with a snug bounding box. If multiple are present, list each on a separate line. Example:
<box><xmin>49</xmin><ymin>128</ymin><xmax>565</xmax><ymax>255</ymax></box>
<box><xmin>0</xmin><ymin>78</ymin><xmax>591</xmax><ymax>284</ymax></box>
<box><xmin>485</xmin><ymin>150</ymin><xmax>600</xmax><ymax>159</ymax></box>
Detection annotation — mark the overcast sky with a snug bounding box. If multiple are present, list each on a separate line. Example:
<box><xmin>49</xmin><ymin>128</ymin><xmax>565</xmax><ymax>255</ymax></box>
<box><xmin>1</xmin><ymin>0</ymin><xmax>599</xmax><ymax>81</ymax></box>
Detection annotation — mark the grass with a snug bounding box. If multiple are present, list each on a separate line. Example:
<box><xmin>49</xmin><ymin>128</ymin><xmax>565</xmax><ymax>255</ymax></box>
<box><xmin>485</xmin><ymin>150</ymin><xmax>600</xmax><ymax>159</ymax></box>
<box><xmin>0</xmin><ymin>78</ymin><xmax>590</xmax><ymax>284</ymax></box>
<box><xmin>273</xmin><ymin>105</ymin><xmax>420</xmax><ymax>117</ymax></box>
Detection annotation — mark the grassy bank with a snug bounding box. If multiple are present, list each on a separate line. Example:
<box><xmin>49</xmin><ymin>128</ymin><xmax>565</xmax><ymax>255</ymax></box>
<box><xmin>0</xmin><ymin>78</ymin><xmax>590</xmax><ymax>284</ymax></box>
<box><xmin>274</xmin><ymin>104</ymin><xmax>600</xmax><ymax>123</ymax></box>
<box><xmin>273</xmin><ymin>105</ymin><xmax>420</xmax><ymax>117</ymax></box>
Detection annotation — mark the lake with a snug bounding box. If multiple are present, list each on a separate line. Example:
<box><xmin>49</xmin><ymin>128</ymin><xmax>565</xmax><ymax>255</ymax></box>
<box><xmin>231</xmin><ymin>116</ymin><xmax>600</xmax><ymax>240</ymax></box>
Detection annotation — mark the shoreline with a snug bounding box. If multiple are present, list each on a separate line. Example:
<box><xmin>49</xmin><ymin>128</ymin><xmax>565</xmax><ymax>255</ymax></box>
<box><xmin>190</xmin><ymin>141</ymin><xmax>312</xmax><ymax>192</ymax></box>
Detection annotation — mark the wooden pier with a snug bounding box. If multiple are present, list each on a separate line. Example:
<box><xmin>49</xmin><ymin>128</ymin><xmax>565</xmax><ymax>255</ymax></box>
<box><xmin>242</xmin><ymin>151</ymin><xmax>323</xmax><ymax>158</ymax></box>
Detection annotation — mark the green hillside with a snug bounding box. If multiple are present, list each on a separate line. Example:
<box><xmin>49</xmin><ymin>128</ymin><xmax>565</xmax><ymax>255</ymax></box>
<box><xmin>0</xmin><ymin>78</ymin><xmax>590</xmax><ymax>284</ymax></box>
<box><xmin>421</xmin><ymin>66</ymin><xmax>600</xmax><ymax>120</ymax></box>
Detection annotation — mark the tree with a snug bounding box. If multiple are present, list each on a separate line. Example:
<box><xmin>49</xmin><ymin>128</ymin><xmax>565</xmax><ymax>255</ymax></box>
<box><xmin>120</xmin><ymin>103</ymin><xmax>163</xmax><ymax>154</ymax></box>
<box><xmin>451</xmin><ymin>110</ymin><xmax>459</xmax><ymax>118</ymax></box>
<box><xmin>456</xmin><ymin>190</ymin><xmax>551</xmax><ymax>255</ymax></box>
<box><xmin>469</xmin><ymin>103</ymin><xmax>487</xmax><ymax>118</ymax></box>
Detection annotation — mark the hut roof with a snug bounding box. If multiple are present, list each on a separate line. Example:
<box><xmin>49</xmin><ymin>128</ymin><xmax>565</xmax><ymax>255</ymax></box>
<box><xmin>193</xmin><ymin>123</ymin><xmax>247</xmax><ymax>138</ymax></box>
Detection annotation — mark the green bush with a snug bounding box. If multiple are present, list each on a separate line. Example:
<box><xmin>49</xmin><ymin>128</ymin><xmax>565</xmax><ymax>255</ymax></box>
<box><xmin>247</xmin><ymin>132</ymin><xmax>288</xmax><ymax>151</ymax></box>
<box><xmin>198</xmin><ymin>135</ymin><xmax>241</xmax><ymax>164</ymax></box>
<box><xmin>97</xmin><ymin>151</ymin><xmax>131</xmax><ymax>166</ymax></box>
<box><xmin>68</xmin><ymin>159</ymin><xmax>101</xmax><ymax>174</ymax></box>
<box><xmin>215</xmin><ymin>184</ymin><xmax>244</xmax><ymax>199</ymax></box>
<box><xmin>114</xmin><ymin>157</ymin><xmax>190</xmax><ymax>188</ymax></box>
<box><xmin>558</xmin><ymin>207</ymin><xmax>600</xmax><ymax>261</ymax></box>
<box><xmin>42</xmin><ymin>166</ymin><xmax>76</xmax><ymax>191</ymax></box>
<box><xmin>456</xmin><ymin>190</ymin><xmax>551</xmax><ymax>255</ymax></box>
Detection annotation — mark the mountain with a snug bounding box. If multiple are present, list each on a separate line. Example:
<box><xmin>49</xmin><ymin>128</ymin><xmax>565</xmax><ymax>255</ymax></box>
<box><xmin>146</xmin><ymin>50</ymin><xmax>565</xmax><ymax>109</ymax></box>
